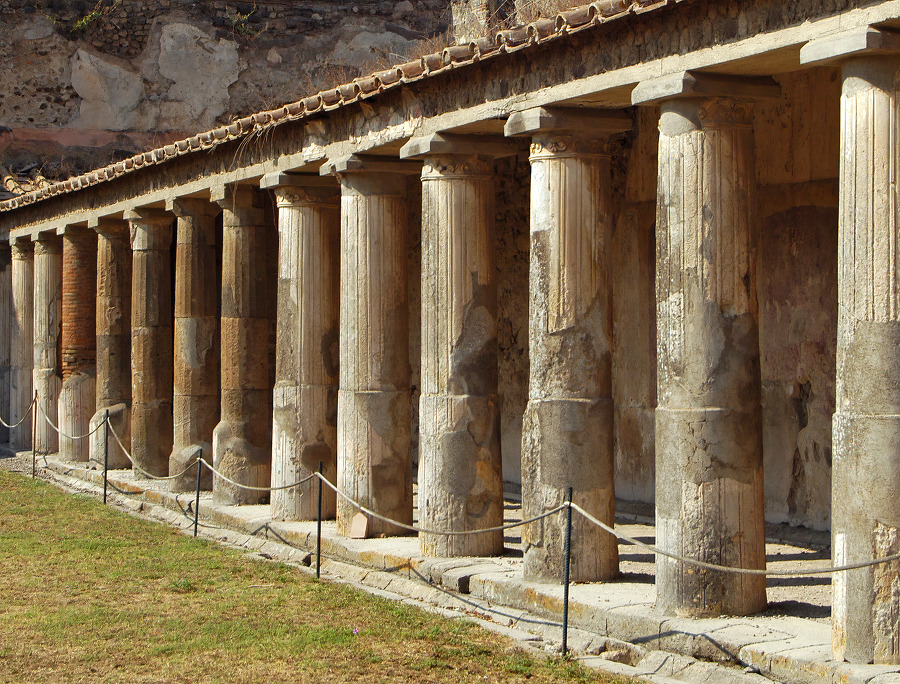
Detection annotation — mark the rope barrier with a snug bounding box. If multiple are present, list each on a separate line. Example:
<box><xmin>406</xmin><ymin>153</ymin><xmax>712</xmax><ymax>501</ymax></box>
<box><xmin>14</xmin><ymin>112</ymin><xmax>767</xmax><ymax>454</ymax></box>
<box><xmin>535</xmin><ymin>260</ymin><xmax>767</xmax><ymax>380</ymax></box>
<box><xmin>200</xmin><ymin>459</ymin><xmax>318</xmax><ymax>492</ymax></box>
<box><xmin>106</xmin><ymin>422</ymin><xmax>199</xmax><ymax>482</ymax></box>
<box><xmin>0</xmin><ymin>396</ymin><xmax>36</xmax><ymax>429</ymax></box>
<box><xmin>313</xmin><ymin>471</ymin><xmax>565</xmax><ymax>536</ymax></box>
<box><xmin>568</xmin><ymin>502</ymin><xmax>900</xmax><ymax>576</ymax></box>
<box><xmin>37</xmin><ymin>401</ymin><xmax>107</xmax><ymax>441</ymax></box>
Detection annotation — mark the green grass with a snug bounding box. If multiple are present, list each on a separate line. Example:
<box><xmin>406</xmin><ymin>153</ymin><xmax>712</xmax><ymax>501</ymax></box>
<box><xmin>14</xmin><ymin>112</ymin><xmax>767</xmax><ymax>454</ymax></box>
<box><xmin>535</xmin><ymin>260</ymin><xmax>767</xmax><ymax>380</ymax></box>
<box><xmin>0</xmin><ymin>470</ymin><xmax>634</xmax><ymax>683</ymax></box>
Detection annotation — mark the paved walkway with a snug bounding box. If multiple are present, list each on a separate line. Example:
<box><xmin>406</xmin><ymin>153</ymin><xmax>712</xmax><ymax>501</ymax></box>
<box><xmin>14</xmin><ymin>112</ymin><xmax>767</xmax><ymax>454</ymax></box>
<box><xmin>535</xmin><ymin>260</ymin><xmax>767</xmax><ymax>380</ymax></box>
<box><xmin>15</xmin><ymin>452</ymin><xmax>900</xmax><ymax>684</ymax></box>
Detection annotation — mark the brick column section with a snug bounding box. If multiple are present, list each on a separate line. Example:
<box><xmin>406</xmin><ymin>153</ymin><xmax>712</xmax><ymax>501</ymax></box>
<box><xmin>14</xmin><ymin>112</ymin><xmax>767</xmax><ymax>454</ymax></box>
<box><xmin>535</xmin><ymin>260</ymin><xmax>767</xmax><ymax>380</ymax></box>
<box><xmin>10</xmin><ymin>238</ymin><xmax>33</xmax><ymax>450</ymax></box>
<box><xmin>322</xmin><ymin>156</ymin><xmax>416</xmax><ymax>538</ymax></box>
<box><xmin>127</xmin><ymin>209</ymin><xmax>174</xmax><ymax>478</ymax></box>
<box><xmin>58</xmin><ymin>227</ymin><xmax>97</xmax><ymax>462</ymax></box>
<box><xmin>0</xmin><ymin>245</ymin><xmax>10</xmax><ymax>444</ymax></box>
<box><xmin>212</xmin><ymin>186</ymin><xmax>271</xmax><ymax>505</ymax></box>
<box><xmin>169</xmin><ymin>198</ymin><xmax>220</xmax><ymax>492</ymax></box>
<box><xmin>264</xmin><ymin>174</ymin><xmax>340</xmax><ymax>521</ymax></box>
<box><xmin>505</xmin><ymin>107</ymin><xmax>632</xmax><ymax>581</ymax></box>
<box><xmin>89</xmin><ymin>219</ymin><xmax>132</xmax><ymax>469</ymax></box>
<box><xmin>633</xmin><ymin>73</ymin><xmax>779</xmax><ymax>618</ymax></box>
<box><xmin>33</xmin><ymin>233</ymin><xmax>62</xmax><ymax>456</ymax></box>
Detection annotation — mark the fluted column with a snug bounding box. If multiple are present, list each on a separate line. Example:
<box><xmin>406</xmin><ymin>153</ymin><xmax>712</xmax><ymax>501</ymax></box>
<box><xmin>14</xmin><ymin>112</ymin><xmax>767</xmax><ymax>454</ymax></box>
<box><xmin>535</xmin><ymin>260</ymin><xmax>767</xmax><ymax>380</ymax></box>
<box><xmin>128</xmin><ymin>210</ymin><xmax>174</xmax><ymax>478</ymax></box>
<box><xmin>89</xmin><ymin>219</ymin><xmax>132</xmax><ymax>469</ymax></box>
<box><xmin>58</xmin><ymin>227</ymin><xmax>96</xmax><ymax>462</ymax></box>
<box><xmin>212</xmin><ymin>186</ymin><xmax>271</xmax><ymax>505</ymax></box>
<box><xmin>33</xmin><ymin>234</ymin><xmax>62</xmax><ymax>456</ymax></box>
<box><xmin>417</xmin><ymin>154</ymin><xmax>502</xmax><ymax>557</ymax></box>
<box><xmin>324</xmin><ymin>159</ymin><xmax>413</xmax><ymax>538</ymax></box>
<box><xmin>652</xmin><ymin>96</ymin><xmax>765</xmax><ymax>617</ymax></box>
<box><xmin>267</xmin><ymin>178</ymin><xmax>340</xmax><ymax>521</ymax></box>
<box><xmin>0</xmin><ymin>246</ymin><xmax>10</xmax><ymax>444</ymax></box>
<box><xmin>10</xmin><ymin>239</ymin><xmax>33</xmax><ymax>450</ymax></box>
<box><xmin>524</xmin><ymin>135</ymin><xmax>619</xmax><ymax>580</ymax></box>
<box><xmin>832</xmin><ymin>53</ymin><xmax>900</xmax><ymax>665</ymax></box>
<box><xmin>169</xmin><ymin>198</ymin><xmax>220</xmax><ymax>492</ymax></box>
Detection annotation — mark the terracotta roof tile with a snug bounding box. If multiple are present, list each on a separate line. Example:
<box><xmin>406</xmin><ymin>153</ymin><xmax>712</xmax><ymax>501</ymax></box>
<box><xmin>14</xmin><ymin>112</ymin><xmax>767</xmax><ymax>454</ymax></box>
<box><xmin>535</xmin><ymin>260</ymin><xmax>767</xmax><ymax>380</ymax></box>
<box><xmin>0</xmin><ymin>1</ymin><xmax>680</xmax><ymax>213</ymax></box>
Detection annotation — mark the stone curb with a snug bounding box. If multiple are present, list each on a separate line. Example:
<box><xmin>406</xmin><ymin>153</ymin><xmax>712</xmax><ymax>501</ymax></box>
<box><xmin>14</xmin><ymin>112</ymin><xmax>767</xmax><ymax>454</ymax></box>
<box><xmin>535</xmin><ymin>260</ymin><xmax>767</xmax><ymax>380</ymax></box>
<box><xmin>39</xmin><ymin>459</ymin><xmax>900</xmax><ymax>684</ymax></box>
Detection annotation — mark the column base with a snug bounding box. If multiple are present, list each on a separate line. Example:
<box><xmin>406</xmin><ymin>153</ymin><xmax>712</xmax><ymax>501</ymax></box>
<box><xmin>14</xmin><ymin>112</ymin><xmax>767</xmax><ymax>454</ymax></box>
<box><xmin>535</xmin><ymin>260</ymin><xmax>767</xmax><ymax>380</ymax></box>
<box><xmin>212</xmin><ymin>419</ymin><xmax>271</xmax><ymax>505</ymax></box>
<box><xmin>58</xmin><ymin>371</ymin><xmax>95</xmax><ymax>462</ymax></box>
<box><xmin>336</xmin><ymin>388</ymin><xmax>412</xmax><ymax>537</ymax></box>
<box><xmin>169</xmin><ymin>444</ymin><xmax>211</xmax><ymax>492</ymax></box>
<box><xmin>89</xmin><ymin>403</ymin><xmax>131</xmax><ymax>470</ymax></box>
<box><xmin>521</xmin><ymin>397</ymin><xmax>618</xmax><ymax>583</ymax></box>
<box><xmin>131</xmin><ymin>402</ymin><xmax>173</xmax><ymax>478</ymax></box>
<box><xmin>418</xmin><ymin>392</ymin><xmax>503</xmax><ymax>557</ymax></box>
<box><xmin>655</xmin><ymin>405</ymin><xmax>766</xmax><ymax>618</ymax></box>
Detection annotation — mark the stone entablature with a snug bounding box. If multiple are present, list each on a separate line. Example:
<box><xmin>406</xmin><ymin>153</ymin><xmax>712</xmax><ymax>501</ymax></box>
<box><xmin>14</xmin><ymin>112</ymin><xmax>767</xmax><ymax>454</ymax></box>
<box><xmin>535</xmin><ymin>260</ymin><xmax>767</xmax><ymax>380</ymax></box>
<box><xmin>3</xmin><ymin>0</ymin><xmax>900</xmax><ymax>667</ymax></box>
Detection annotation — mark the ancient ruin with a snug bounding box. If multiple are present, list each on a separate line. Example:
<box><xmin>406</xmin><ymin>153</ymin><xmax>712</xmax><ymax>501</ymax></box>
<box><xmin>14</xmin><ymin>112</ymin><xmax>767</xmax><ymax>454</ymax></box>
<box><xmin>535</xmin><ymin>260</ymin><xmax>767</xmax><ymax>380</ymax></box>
<box><xmin>3</xmin><ymin>0</ymin><xmax>900</xmax><ymax>668</ymax></box>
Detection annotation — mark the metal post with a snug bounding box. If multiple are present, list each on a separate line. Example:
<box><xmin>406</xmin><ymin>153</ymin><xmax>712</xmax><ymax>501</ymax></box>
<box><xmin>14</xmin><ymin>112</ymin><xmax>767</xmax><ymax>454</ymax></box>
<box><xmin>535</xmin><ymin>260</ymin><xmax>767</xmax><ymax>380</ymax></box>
<box><xmin>31</xmin><ymin>391</ymin><xmax>37</xmax><ymax>478</ymax></box>
<box><xmin>316</xmin><ymin>461</ymin><xmax>323</xmax><ymax>579</ymax></box>
<box><xmin>194</xmin><ymin>454</ymin><xmax>202</xmax><ymax>538</ymax></box>
<box><xmin>562</xmin><ymin>486</ymin><xmax>573</xmax><ymax>656</ymax></box>
<box><xmin>102</xmin><ymin>409</ymin><xmax>109</xmax><ymax>505</ymax></box>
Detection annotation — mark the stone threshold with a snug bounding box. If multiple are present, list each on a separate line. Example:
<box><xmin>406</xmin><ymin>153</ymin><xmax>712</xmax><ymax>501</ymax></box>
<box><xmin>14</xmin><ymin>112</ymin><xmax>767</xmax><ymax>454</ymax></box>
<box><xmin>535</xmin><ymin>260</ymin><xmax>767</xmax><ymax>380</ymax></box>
<box><xmin>38</xmin><ymin>457</ymin><xmax>900</xmax><ymax>684</ymax></box>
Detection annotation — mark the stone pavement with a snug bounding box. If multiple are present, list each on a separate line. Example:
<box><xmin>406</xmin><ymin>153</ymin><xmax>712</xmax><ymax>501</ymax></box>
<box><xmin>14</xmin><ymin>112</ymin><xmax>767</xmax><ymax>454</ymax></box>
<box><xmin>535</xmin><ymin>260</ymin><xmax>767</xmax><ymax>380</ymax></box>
<box><xmin>23</xmin><ymin>454</ymin><xmax>900</xmax><ymax>684</ymax></box>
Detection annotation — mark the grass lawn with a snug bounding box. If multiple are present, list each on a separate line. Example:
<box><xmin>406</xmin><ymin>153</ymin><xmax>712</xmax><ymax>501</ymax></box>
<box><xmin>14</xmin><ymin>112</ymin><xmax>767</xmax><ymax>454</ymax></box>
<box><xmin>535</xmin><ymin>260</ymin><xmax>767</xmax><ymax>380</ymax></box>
<box><xmin>0</xmin><ymin>469</ymin><xmax>634</xmax><ymax>683</ymax></box>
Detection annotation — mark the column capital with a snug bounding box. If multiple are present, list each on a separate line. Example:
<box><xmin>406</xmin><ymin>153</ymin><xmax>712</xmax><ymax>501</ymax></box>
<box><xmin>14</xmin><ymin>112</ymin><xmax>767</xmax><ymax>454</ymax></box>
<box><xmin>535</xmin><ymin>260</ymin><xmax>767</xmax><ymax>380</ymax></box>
<box><xmin>165</xmin><ymin>197</ymin><xmax>219</xmax><ymax>219</ymax></box>
<box><xmin>210</xmin><ymin>183</ymin><xmax>262</xmax><ymax>211</ymax></box>
<box><xmin>89</xmin><ymin>217</ymin><xmax>130</xmax><ymax>238</ymax></box>
<box><xmin>505</xmin><ymin>106</ymin><xmax>631</xmax><ymax>138</ymax></box>
<box><xmin>631</xmin><ymin>71</ymin><xmax>780</xmax><ymax>106</ymax></box>
<box><xmin>322</xmin><ymin>155</ymin><xmax>418</xmax><ymax>196</ymax></box>
<box><xmin>420</xmin><ymin>154</ymin><xmax>493</xmax><ymax>181</ymax></box>
<box><xmin>260</xmin><ymin>172</ymin><xmax>339</xmax><ymax>208</ymax></box>
<box><xmin>10</xmin><ymin>237</ymin><xmax>32</xmax><ymax>258</ymax></box>
<box><xmin>33</xmin><ymin>232</ymin><xmax>62</xmax><ymax>254</ymax></box>
<box><xmin>126</xmin><ymin>209</ymin><xmax>172</xmax><ymax>251</ymax></box>
<box><xmin>800</xmin><ymin>26</ymin><xmax>900</xmax><ymax>66</ymax></box>
<box><xmin>58</xmin><ymin>224</ymin><xmax>94</xmax><ymax>238</ymax></box>
<box><xmin>400</xmin><ymin>133</ymin><xmax>518</xmax><ymax>160</ymax></box>
<box><xmin>528</xmin><ymin>134</ymin><xmax>615</xmax><ymax>161</ymax></box>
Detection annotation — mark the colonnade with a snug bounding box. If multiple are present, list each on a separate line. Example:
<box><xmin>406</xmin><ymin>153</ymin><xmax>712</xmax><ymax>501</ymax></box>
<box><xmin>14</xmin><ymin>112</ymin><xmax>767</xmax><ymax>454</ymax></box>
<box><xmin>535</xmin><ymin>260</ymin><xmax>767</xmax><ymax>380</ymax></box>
<box><xmin>4</xmin><ymin>27</ymin><xmax>900</xmax><ymax>664</ymax></box>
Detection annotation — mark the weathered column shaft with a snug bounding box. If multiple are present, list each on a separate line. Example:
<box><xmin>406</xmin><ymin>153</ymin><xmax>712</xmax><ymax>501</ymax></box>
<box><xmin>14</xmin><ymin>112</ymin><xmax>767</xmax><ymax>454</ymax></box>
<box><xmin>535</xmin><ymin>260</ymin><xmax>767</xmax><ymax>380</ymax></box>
<box><xmin>0</xmin><ymin>247</ymin><xmax>11</xmax><ymax>444</ymax></box>
<box><xmin>33</xmin><ymin>235</ymin><xmax>62</xmax><ymax>455</ymax></box>
<box><xmin>271</xmin><ymin>186</ymin><xmax>340</xmax><ymax>520</ymax></box>
<box><xmin>521</xmin><ymin>135</ymin><xmax>618</xmax><ymax>581</ymax></box>
<box><xmin>832</xmin><ymin>55</ymin><xmax>900</xmax><ymax>665</ymax></box>
<box><xmin>170</xmin><ymin>199</ymin><xmax>220</xmax><ymax>492</ymax></box>
<box><xmin>213</xmin><ymin>187</ymin><xmax>271</xmax><ymax>505</ymax></box>
<box><xmin>129</xmin><ymin>213</ymin><xmax>174</xmax><ymax>478</ymax></box>
<box><xmin>336</xmin><ymin>173</ymin><xmax>412</xmax><ymax>537</ymax></box>
<box><xmin>58</xmin><ymin>229</ymin><xmax>97</xmax><ymax>461</ymax></box>
<box><xmin>655</xmin><ymin>98</ymin><xmax>766</xmax><ymax>617</ymax></box>
<box><xmin>91</xmin><ymin>222</ymin><xmax>132</xmax><ymax>468</ymax></box>
<box><xmin>10</xmin><ymin>240</ymin><xmax>33</xmax><ymax>450</ymax></box>
<box><xmin>418</xmin><ymin>155</ymin><xmax>502</xmax><ymax>557</ymax></box>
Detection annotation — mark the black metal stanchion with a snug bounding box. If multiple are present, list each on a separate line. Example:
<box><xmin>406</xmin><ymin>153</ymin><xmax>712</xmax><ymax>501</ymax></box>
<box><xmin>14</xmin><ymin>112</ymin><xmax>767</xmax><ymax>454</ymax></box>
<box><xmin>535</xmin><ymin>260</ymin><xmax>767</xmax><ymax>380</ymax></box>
<box><xmin>562</xmin><ymin>486</ymin><xmax>573</xmax><ymax>657</ymax></box>
<box><xmin>102</xmin><ymin>409</ymin><xmax>109</xmax><ymax>505</ymax></box>
<box><xmin>31</xmin><ymin>392</ymin><xmax>37</xmax><ymax>478</ymax></box>
<box><xmin>316</xmin><ymin>461</ymin><xmax>323</xmax><ymax>579</ymax></box>
<box><xmin>194</xmin><ymin>454</ymin><xmax>202</xmax><ymax>538</ymax></box>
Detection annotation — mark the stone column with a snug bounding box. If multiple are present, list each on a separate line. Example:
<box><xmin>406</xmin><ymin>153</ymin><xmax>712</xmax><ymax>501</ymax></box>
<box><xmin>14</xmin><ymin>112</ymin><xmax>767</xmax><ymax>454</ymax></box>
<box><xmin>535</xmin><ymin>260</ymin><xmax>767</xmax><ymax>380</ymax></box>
<box><xmin>58</xmin><ymin>227</ymin><xmax>96</xmax><ymax>462</ymax></box>
<box><xmin>168</xmin><ymin>198</ymin><xmax>220</xmax><ymax>492</ymax></box>
<box><xmin>10</xmin><ymin>239</ymin><xmax>33</xmax><ymax>450</ymax></box>
<box><xmin>89</xmin><ymin>219</ymin><xmax>132</xmax><ymax>469</ymax></box>
<box><xmin>212</xmin><ymin>186</ymin><xmax>271</xmax><ymax>505</ymax></box>
<box><xmin>322</xmin><ymin>156</ymin><xmax>415</xmax><ymax>538</ymax></box>
<box><xmin>801</xmin><ymin>29</ymin><xmax>900</xmax><ymax>665</ymax></box>
<box><xmin>33</xmin><ymin>233</ymin><xmax>62</xmax><ymax>456</ymax></box>
<box><xmin>416</xmin><ymin>154</ymin><xmax>503</xmax><ymax>557</ymax></box>
<box><xmin>633</xmin><ymin>73</ymin><xmax>778</xmax><ymax>617</ymax></box>
<box><xmin>505</xmin><ymin>107</ymin><xmax>631</xmax><ymax>581</ymax></box>
<box><xmin>0</xmin><ymin>246</ymin><xmax>11</xmax><ymax>445</ymax></box>
<box><xmin>127</xmin><ymin>209</ymin><xmax>174</xmax><ymax>478</ymax></box>
<box><xmin>264</xmin><ymin>175</ymin><xmax>340</xmax><ymax>521</ymax></box>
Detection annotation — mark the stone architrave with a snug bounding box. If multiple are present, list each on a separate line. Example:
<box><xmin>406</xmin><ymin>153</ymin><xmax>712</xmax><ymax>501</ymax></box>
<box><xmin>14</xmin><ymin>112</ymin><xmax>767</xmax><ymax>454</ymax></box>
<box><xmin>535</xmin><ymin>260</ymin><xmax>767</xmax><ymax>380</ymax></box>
<box><xmin>168</xmin><ymin>198</ymin><xmax>220</xmax><ymax>492</ymax></box>
<box><xmin>33</xmin><ymin>233</ymin><xmax>62</xmax><ymax>456</ymax></box>
<box><xmin>127</xmin><ymin>209</ymin><xmax>174</xmax><ymax>478</ymax></box>
<box><xmin>800</xmin><ymin>29</ymin><xmax>900</xmax><ymax>665</ymax></box>
<box><xmin>58</xmin><ymin>227</ymin><xmax>97</xmax><ymax>462</ymax></box>
<box><xmin>264</xmin><ymin>176</ymin><xmax>340</xmax><ymax>521</ymax></box>
<box><xmin>0</xmin><ymin>245</ymin><xmax>11</xmax><ymax>445</ymax></box>
<box><xmin>212</xmin><ymin>185</ymin><xmax>271</xmax><ymax>505</ymax></box>
<box><xmin>416</xmin><ymin>153</ymin><xmax>503</xmax><ymax>557</ymax></box>
<box><xmin>10</xmin><ymin>239</ymin><xmax>33</xmax><ymax>450</ymax></box>
<box><xmin>321</xmin><ymin>156</ymin><xmax>416</xmax><ymax>538</ymax></box>
<box><xmin>651</xmin><ymin>95</ymin><xmax>766</xmax><ymax>617</ymax></box>
<box><xmin>89</xmin><ymin>219</ymin><xmax>132</xmax><ymax>469</ymax></box>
